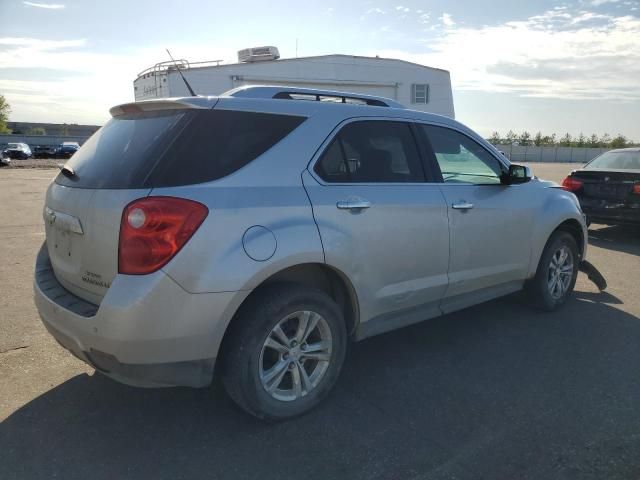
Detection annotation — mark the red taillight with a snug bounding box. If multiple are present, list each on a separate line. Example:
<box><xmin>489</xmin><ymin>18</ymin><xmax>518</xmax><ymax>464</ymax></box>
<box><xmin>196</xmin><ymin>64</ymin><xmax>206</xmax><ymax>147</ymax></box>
<box><xmin>118</xmin><ymin>197</ymin><xmax>208</xmax><ymax>275</ymax></box>
<box><xmin>561</xmin><ymin>176</ymin><xmax>583</xmax><ymax>192</ymax></box>
<box><xmin>633</xmin><ymin>184</ymin><xmax>640</xmax><ymax>195</ymax></box>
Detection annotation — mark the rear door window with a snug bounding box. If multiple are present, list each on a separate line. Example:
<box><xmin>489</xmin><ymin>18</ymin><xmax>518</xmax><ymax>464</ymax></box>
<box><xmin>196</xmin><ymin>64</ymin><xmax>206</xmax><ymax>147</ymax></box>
<box><xmin>55</xmin><ymin>109</ymin><xmax>306</xmax><ymax>189</ymax></box>
<box><xmin>314</xmin><ymin>121</ymin><xmax>425</xmax><ymax>183</ymax></box>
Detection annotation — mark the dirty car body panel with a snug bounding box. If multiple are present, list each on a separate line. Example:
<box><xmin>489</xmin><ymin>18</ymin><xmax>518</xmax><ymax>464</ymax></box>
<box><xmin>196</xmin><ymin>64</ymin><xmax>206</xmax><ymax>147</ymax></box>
<box><xmin>35</xmin><ymin>87</ymin><xmax>590</xmax><ymax>392</ymax></box>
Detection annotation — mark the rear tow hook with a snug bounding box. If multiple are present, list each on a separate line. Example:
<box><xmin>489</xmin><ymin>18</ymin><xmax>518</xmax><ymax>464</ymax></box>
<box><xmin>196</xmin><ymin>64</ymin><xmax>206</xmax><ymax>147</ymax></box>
<box><xmin>579</xmin><ymin>260</ymin><xmax>607</xmax><ymax>291</ymax></box>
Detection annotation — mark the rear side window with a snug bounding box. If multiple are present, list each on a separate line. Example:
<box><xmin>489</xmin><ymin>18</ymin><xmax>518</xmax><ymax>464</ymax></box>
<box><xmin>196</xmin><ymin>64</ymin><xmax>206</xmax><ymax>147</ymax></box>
<box><xmin>314</xmin><ymin>121</ymin><xmax>425</xmax><ymax>183</ymax></box>
<box><xmin>55</xmin><ymin>109</ymin><xmax>306</xmax><ymax>189</ymax></box>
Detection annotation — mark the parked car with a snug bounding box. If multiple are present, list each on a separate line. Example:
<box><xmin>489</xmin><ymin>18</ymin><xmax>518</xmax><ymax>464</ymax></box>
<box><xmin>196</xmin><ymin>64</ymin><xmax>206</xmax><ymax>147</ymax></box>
<box><xmin>0</xmin><ymin>150</ymin><xmax>10</xmax><ymax>166</ymax></box>
<box><xmin>562</xmin><ymin>147</ymin><xmax>640</xmax><ymax>226</ymax></box>
<box><xmin>33</xmin><ymin>145</ymin><xmax>58</xmax><ymax>159</ymax></box>
<box><xmin>55</xmin><ymin>143</ymin><xmax>79</xmax><ymax>159</ymax></box>
<box><xmin>5</xmin><ymin>142</ymin><xmax>32</xmax><ymax>159</ymax></box>
<box><xmin>34</xmin><ymin>86</ymin><xmax>600</xmax><ymax>420</ymax></box>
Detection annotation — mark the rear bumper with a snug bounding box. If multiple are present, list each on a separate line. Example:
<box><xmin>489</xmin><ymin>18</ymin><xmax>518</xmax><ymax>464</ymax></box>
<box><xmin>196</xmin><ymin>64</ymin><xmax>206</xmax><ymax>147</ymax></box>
<box><xmin>34</xmin><ymin>243</ymin><xmax>248</xmax><ymax>387</ymax></box>
<box><xmin>582</xmin><ymin>205</ymin><xmax>640</xmax><ymax>226</ymax></box>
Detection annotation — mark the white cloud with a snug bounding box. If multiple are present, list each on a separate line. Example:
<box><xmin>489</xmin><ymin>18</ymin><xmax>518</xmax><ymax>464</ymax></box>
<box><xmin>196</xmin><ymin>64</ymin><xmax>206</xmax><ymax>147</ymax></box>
<box><xmin>0</xmin><ymin>37</ymin><xmax>84</xmax><ymax>49</ymax></box>
<box><xmin>23</xmin><ymin>2</ymin><xmax>65</xmax><ymax>9</ymax></box>
<box><xmin>440</xmin><ymin>13</ymin><xmax>455</xmax><ymax>27</ymax></box>
<box><xmin>373</xmin><ymin>9</ymin><xmax>640</xmax><ymax>101</ymax></box>
<box><xmin>0</xmin><ymin>37</ymin><xmax>237</xmax><ymax>123</ymax></box>
<box><xmin>590</xmin><ymin>0</ymin><xmax>619</xmax><ymax>5</ymax></box>
<box><xmin>395</xmin><ymin>5</ymin><xmax>410</xmax><ymax>13</ymax></box>
<box><xmin>418</xmin><ymin>12</ymin><xmax>431</xmax><ymax>24</ymax></box>
<box><xmin>366</xmin><ymin>7</ymin><xmax>385</xmax><ymax>14</ymax></box>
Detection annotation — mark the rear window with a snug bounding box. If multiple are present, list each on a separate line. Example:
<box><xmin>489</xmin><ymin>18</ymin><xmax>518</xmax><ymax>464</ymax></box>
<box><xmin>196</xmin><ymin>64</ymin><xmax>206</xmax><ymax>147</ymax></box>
<box><xmin>586</xmin><ymin>151</ymin><xmax>640</xmax><ymax>170</ymax></box>
<box><xmin>55</xmin><ymin>109</ymin><xmax>306</xmax><ymax>189</ymax></box>
<box><xmin>314</xmin><ymin>121</ymin><xmax>425</xmax><ymax>183</ymax></box>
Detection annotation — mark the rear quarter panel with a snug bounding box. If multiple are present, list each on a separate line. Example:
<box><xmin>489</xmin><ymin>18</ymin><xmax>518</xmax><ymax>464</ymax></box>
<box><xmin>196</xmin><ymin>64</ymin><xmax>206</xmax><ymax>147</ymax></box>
<box><xmin>151</xmin><ymin>113</ymin><xmax>335</xmax><ymax>293</ymax></box>
<box><xmin>155</xmin><ymin>184</ymin><xmax>324</xmax><ymax>293</ymax></box>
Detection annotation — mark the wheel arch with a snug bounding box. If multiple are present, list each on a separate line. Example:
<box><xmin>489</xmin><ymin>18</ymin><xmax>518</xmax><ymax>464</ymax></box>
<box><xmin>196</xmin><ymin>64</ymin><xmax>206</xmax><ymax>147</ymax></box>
<box><xmin>529</xmin><ymin>217</ymin><xmax>586</xmax><ymax>278</ymax></box>
<box><xmin>527</xmin><ymin>187</ymin><xmax>588</xmax><ymax>278</ymax></box>
<box><xmin>218</xmin><ymin>263</ymin><xmax>360</xmax><ymax>359</ymax></box>
<box><xmin>554</xmin><ymin>218</ymin><xmax>585</xmax><ymax>258</ymax></box>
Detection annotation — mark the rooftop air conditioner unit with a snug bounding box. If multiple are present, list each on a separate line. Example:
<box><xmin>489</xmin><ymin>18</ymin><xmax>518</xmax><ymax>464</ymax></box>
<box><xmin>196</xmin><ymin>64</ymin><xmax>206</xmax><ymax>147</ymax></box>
<box><xmin>238</xmin><ymin>46</ymin><xmax>280</xmax><ymax>63</ymax></box>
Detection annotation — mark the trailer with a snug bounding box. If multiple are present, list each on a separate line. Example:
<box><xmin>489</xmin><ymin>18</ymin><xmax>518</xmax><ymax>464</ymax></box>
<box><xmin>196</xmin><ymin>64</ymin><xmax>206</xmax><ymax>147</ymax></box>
<box><xmin>133</xmin><ymin>47</ymin><xmax>455</xmax><ymax>118</ymax></box>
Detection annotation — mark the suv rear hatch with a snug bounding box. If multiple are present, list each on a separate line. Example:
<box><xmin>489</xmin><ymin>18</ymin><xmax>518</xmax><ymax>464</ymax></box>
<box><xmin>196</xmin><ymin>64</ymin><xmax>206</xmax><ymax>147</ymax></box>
<box><xmin>45</xmin><ymin>100</ymin><xmax>306</xmax><ymax>304</ymax></box>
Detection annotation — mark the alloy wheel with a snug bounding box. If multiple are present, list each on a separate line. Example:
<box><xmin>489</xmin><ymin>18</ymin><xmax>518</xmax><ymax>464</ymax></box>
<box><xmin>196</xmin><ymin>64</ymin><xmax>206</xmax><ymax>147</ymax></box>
<box><xmin>547</xmin><ymin>246</ymin><xmax>574</xmax><ymax>300</ymax></box>
<box><xmin>259</xmin><ymin>310</ymin><xmax>333</xmax><ymax>402</ymax></box>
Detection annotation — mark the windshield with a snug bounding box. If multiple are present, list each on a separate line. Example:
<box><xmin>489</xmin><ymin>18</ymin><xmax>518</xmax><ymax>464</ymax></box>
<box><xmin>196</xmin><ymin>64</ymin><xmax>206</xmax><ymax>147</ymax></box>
<box><xmin>586</xmin><ymin>151</ymin><xmax>640</xmax><ymax>170</ymax></box>
<box><xmin>8</xmin><ymin>143</ymin><xmax>20</xmax><ymax>148</ymax></box>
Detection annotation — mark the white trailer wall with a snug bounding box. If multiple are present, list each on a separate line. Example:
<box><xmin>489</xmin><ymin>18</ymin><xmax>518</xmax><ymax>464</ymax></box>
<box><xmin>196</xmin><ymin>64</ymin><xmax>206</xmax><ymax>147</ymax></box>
<box><xmin>136</xmin><ymin>55</ymin><xmax>455</xmax><ymax>118</ymax></box>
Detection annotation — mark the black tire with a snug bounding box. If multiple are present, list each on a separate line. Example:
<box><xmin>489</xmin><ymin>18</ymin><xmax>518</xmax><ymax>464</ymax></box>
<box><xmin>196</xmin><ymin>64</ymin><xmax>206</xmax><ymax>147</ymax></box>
<box><xmin>526</xmin><ymin>231</ymin><xmax>579</xmax><ymax>311</ymax></box>
<box><xmin>220</xmin><ymin>283</ymin><xmax>347</xmax><ymax>421</ymax></box>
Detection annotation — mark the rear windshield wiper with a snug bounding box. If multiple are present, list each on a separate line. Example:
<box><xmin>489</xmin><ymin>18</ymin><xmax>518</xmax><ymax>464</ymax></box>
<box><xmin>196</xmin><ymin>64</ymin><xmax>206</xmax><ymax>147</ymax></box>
<box><xmin>58</xmin><ymin>164</ymin><xmax>76</xmax><ymax>178</ymax></box>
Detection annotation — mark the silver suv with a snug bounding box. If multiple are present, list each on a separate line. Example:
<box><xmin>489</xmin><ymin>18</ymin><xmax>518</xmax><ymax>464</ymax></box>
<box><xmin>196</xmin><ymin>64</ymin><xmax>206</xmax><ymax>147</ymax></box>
<box><xmin>35</xmin><ymin>86</ymin><xmax>590</xmax><ymax>420</ymax></box>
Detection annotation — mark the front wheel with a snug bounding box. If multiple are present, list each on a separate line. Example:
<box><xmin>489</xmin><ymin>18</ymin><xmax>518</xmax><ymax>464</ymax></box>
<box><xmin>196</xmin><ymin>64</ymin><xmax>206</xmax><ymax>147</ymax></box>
<box><xmin>526</xmin><ymin>231</ymin><xmax>579</xmax><ymax>311</ymax></box>
<box><xmin>221</xmin><ymin>284</ymin><xmax>347</xmax><ymax>421</ymax></box>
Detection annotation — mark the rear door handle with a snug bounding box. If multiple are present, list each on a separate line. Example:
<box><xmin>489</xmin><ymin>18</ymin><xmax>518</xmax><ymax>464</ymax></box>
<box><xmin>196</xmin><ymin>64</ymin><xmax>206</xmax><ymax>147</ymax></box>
<box><xmin>452</xmin><ymin>201</ymin><xmax>474</xmax><ymax>210</ymax></box>
<box><xmin>336</xmin><ymin>199</ymin><xmax>372</xmax><ymax>210</ymax></box>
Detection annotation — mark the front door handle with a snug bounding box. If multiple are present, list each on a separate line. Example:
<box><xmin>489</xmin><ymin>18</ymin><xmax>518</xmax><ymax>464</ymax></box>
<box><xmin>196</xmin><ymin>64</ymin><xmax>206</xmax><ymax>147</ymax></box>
<box><xmin>336</xmin><ymin>199</ymin><xmax>372</xmax><ymax>210</ymax></box>
<box><xmin>452</xmin><ymin>201</ymin><xmax>474</xmax><ymax>210</ymax></box>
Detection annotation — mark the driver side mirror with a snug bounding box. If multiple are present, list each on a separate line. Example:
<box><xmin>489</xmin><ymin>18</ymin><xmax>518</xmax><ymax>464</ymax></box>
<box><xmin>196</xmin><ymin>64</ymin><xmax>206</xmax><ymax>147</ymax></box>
<box><xmin>502</xmin><ymin>164</ymin><xmax>532</xmax><ymax>184</ymax></box>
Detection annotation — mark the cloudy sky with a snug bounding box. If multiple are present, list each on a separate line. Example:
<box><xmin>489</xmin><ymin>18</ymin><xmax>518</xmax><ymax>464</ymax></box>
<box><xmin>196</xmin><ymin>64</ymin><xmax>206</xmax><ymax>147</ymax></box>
<box><xmin>0</xmin><ymin>0</ymin><xmax>639</xmax><ymax>139</ymax></box>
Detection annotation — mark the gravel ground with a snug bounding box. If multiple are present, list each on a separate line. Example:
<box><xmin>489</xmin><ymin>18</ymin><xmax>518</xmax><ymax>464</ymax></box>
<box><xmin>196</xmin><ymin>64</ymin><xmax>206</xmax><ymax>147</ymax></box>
<box><xmin>2</xmin><ymin>158</ymin><xmax>61</xmax><ymax>169</ymax></box>
<box><xmin>1</xmin><ymin>163</ymin><xmax>639</xmax><ymax>480</ymax></box>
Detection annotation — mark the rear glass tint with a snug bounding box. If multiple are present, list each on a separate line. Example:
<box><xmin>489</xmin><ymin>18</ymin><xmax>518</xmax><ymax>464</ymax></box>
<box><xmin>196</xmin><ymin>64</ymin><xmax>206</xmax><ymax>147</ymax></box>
<box><xmin>55</xmin><ymin>109</ymin><xmax>306</xmax><ymax>189</ymax></box>
<box><xmin>587</xmin><ymin>151</ymin><xmax>640</xmax><ymax>170</ymax></box>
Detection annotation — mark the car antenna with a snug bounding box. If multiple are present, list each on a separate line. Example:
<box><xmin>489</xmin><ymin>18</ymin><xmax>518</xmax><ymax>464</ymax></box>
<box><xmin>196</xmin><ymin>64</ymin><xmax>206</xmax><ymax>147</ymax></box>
<box><xmin>166</xmin><ymin>48</ymin><xmax>196</xmax><ymax>96</ymax></box>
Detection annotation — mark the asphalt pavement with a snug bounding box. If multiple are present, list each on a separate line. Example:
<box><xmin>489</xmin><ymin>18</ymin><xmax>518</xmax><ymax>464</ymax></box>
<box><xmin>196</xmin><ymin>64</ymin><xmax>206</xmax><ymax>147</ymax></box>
<box><xmin>1</xmin><ymin>164</ymin><xmax>639</xmax><ymax>480</ymax></box>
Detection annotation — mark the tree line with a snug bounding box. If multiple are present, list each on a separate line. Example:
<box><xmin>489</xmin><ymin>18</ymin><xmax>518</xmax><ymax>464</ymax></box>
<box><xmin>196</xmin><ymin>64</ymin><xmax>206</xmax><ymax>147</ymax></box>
<box><xmin>0</xmin><ymin>96</ymin><xmax>72</xmax><ymax>136</ymax></box>
<box><xmin>2</xmin><ymin>94</ymin><xmax>637</xmax><ymax>148</ymax></box>
<box><xmin>488</xmin><ymin>130</ymin><xmax>636</xmax><ymax>149</ymax></box>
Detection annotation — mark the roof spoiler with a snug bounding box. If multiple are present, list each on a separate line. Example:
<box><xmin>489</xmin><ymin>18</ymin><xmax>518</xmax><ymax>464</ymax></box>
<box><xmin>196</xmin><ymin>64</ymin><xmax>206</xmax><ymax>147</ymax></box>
<box><xmin>109</xmin><ymin>97</ymin><xmax>217</xmax><ymax>117</ymax></box>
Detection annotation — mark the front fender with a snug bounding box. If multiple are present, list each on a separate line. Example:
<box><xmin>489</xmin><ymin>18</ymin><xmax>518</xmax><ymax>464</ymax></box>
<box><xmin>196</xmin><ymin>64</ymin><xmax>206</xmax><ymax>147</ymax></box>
<box><xmin>527</xmin><ymin>187</ymin><xmax>588</xmax><ymax>278</ymax></box>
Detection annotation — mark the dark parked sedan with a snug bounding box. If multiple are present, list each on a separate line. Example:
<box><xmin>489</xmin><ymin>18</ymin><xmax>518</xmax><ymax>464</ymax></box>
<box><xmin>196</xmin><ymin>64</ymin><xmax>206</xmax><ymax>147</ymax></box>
<box><xmin>33</xmin><ymin>145</ymin><xmax>58</xmax><ymax>158</ymax></box>
<box><xmin>55</xmin><ymin>143</ymin><xmax>79</xmax><ymax>159</ymax></box>
<box><xmin>562</xmin><ymin>148</ymin><xmax>640</xmax><ymax>226</ymax></box>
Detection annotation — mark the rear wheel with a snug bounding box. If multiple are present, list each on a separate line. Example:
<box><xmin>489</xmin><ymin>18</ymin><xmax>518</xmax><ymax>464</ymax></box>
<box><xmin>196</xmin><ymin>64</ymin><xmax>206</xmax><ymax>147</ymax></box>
<box><xmin>221</xmin><ymin>284</ymin><xmax>347</xmax><ymax>421</ymax></box>
<box><xmin>526</xmin><ymin>231</ymin><xmax>579</xmax><ymax>311</ymax></box>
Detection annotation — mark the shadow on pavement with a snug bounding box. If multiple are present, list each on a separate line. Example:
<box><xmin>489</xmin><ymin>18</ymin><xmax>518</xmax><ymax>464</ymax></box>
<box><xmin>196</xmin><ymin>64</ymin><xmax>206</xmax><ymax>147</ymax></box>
<box><xmin>588</xmin><ymin>225</ymin><xmax>639</xmax><ymax>256</ymax></box>
<box><xmin>2</xmin><ymin>295</ymin><xmax>640</xmax><ymax>480</ymax></box>
<box><xmin>574</xmin><ymin>290</ymin><xmax>623</xmax><ymax>304</ymax></box>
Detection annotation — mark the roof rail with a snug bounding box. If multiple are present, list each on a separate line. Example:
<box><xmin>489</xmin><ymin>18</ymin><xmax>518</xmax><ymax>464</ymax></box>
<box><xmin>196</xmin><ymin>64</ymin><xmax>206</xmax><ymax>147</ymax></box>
<box><xmin>223</xmin><ymin>85</ymin><xmax>405</xmax><ymax>108</ymax></box>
